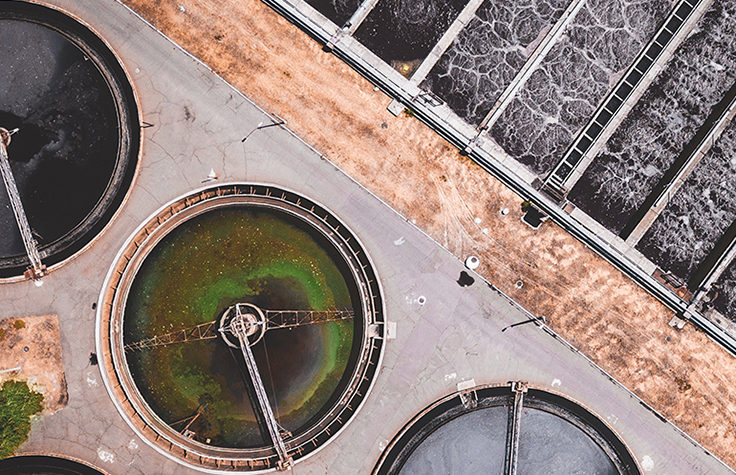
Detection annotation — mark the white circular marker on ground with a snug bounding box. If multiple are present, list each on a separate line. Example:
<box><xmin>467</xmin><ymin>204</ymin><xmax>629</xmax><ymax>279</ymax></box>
<box><xmin>474</xmin><ymin>217</ymin><xmax>481</xmax><ymax>224</ymax></box>
<box><xmin>500</xmin><ymin>208</ymin><xmax>509</xmax><ymax>216</ymax></box>
<box><xmin>465</xmin><ymin>256</ymin><xmax>479</xmax><ymax>269</ymax></box>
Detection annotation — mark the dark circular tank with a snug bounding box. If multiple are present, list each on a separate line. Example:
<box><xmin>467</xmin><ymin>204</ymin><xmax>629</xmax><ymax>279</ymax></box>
<box><xmin>374</xmin><ymin>385</ymin><xmax>642</xmax><ymax>475</ymax></box>
<box><xmin>0</xmin><ymin>2</ymin><xmax>139</xmax><ymax>278</ymax></box>
<box><xmin>98</xmin><ymin>184</ymin><xmax>385</xmax><ymax>472</ymax></box>
<box><xmin>0</xmin><ymin>455</ymin><xmax>106</xmax><ymax>475</ymax></box>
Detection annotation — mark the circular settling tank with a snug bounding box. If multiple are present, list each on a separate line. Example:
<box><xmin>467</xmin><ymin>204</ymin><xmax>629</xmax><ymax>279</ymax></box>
<box><xmin>0</xmin><ymin>455</ymin><xmax>106</xmax><ymax>475</ymax></box>
<box><xmin>97</xmin><ymin>184</ymin><xmax>385</xmax><ymax>472</ymax></box>
<box><xmin>0</xmin><ymin>2</ymin><xmax>139</xmax><ymax>278</ymax></box>
<box><xmin>374</xmin><ymin>385</ymin><xmax>642</xmax><ymax>475</ymax></box>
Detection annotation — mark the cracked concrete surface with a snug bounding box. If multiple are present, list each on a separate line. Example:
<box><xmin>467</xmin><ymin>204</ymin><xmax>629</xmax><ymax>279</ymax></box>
<box><xmin>114</xmin><ymin>0</ymin><xmax>736</xmax><ymax>470</ymax></box>
<box><xmin>0</xmin><ymin>0</ymin><xmax>733</xmax><ymax>474</ymax></box>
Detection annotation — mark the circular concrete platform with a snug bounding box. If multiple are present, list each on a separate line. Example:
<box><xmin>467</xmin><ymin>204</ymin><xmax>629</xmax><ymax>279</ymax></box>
<box><xmin>97</xmin><ymin>183</ymin><xmax>385</xmax><ymax>472</ymax></box>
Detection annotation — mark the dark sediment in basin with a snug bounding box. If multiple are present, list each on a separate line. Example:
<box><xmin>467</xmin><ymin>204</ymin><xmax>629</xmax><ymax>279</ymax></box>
<box><xmin>0</xmin><ymin>2</ymin><xmax>139</xmax><ymax>278</ymax></box>
<box><xmin>0</xmin><ymin>455</ymin><xmax>105</xmax><ymax>475</ymax></box>
<box><xmin>355</xmin><ymin>0</ymin><xmax>469</xmax><ymax>76</ymax></box>
<box><xmin>375</xmin><ymin>386</ymin><xmax>640</xmax><ymax>475</ymax></box>
<box><xmin>422</xmin><ymin>0</ymin><xmax>569</xmax><ymax>125</ymax></box>
<box><xmin>304</xmin><ymin>0</ymin><xmax>361</xmax><ymax>27</ymax></box>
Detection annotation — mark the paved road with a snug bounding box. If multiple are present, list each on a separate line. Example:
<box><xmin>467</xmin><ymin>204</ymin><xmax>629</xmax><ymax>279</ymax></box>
<box><xmin>0</xmin><ymin>1</ymin><xmax>731</xmax><ymax>474</ymax></box>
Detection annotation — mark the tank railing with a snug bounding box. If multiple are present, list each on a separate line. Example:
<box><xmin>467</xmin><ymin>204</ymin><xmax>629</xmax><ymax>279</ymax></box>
<box><xmin>124</xmin><ymin>321</ymin><xmax>219</xmax><ymax>351</ymax></box>
<box><xmin>106</xmin><ymin>184</ymin><xmax>386</xmax><ymax>468</ymax></box>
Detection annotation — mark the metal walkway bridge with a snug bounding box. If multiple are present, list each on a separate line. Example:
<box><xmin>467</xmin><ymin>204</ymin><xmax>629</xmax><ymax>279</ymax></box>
<box><xmin>0</xmin><ymin>127</ymin><xmax>45</xmax><ymax>279</ymax></box>
<box><xmin>124</xmin><ymin>307</ymin><xmax>354</xmax><ymax>352</ymax></box>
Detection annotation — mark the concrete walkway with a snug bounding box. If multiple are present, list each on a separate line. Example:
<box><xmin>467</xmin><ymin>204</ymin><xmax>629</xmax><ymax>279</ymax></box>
<box><xmin>0</xmin><ymin>1</ymin><xmax>731</xmax><ymax>474</ymax></box>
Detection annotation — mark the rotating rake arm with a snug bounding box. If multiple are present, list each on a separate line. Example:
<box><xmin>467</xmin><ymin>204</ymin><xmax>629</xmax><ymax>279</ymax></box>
<box><xmin>124</xmin><ymin>320</ymin><xmax>219</xmax><ymax>352</ymax></box>
<box><xmin>0</xmin><ymin>128</ymin><xmax>45</xmax><ymax>279</ymax></box>
<box><xmin>264</xmin><ymin>309</ymin><xmax>354</xmax><ymax>330</ymax></box>
<box><xmin>226</xmin><ymin>306</ymin><xmax>293</xmax><ymax>470</ymax></box>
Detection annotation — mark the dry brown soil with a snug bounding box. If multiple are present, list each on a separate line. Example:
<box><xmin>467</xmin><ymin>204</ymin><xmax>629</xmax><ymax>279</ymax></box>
<box><xmin>0</xmin><ymin>315</ymin><xmax>67</xmax><ymax>412</ymax></box>
<box><xmin>121</xmin><ymin>0</ymin><xmax>736</xmax><ymax>467</ymax></box>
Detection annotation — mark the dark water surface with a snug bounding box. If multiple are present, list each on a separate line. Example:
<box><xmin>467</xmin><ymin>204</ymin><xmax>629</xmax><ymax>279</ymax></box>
<box><xmin>304</xmin><ymin>0</ymin><xmax>362</xmax><ymax>26</ymax></box>
<box><xmin>491</xmin><ymin>0</ymin><xmax>670</xmax><ymax>176</ymax></box>
<box><xmin>636</xmin><ymin>121</ymin><xmax>736</xmax><ymax>283</ymax></box>
<box><xmin>422</xmin><ymin>0</ymin><xmax>569</xmax><ymax>125</ymax></box>
<box><xmin>0</xmin><ymin>19</ymin><xmax>119</xmax><ymax>255</ymax></box>
<box><xmin>355</xmin><ymin>0</ymin><xmax>469</xmax><ymax>76</ymax></box>
<box><xmin>0</xmin><ymin>2</ymin><xmax>138</xmax><ymax>277</ymax></box>
<box><xmin>712</xmin><ymin>260</ymin><xmax>736</xmax><ymax>323</ymax></box>
<box><xmin>399</xmin><ymin>405</ymin><xmax>617</xmax><ymax>474</ymax></box>
<box><xmin>570</xmin><ymin>0</ymin><xmax>736</xmax><ymax>233</ymax></box>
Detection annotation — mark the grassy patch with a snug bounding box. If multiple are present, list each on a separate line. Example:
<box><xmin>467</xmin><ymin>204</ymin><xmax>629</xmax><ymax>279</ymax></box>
<box><xmin>0</xmin><ymin>380</ymin><xmax>44</xmax><ymax>460</ymax></box>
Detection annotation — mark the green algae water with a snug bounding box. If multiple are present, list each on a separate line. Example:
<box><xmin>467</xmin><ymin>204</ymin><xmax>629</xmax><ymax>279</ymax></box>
<box><xmin>123</xmin><ymin>206</ymin><xmax>358</xmax><ymax>448</ymax></box>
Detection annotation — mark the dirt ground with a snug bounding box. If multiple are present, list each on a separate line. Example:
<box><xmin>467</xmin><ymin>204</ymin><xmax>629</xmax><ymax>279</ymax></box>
<box><xmin>121</xmin><ymin>0</ymin><xmax>736</xmax><ymax>467</ymax></box>
<box><xmin>0</xmin><ymin>315</ymin><xmax>67</xmax><ymax>412</ymax></box>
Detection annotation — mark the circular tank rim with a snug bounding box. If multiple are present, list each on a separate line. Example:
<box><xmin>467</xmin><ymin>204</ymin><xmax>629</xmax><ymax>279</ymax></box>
<box><xmin>0</xmin><ymin>453</ymin><xmax>109</xmax><ymax>475</ymax></box>
<box><xmin>372</xmin><ymin>383</ymin><xmax>643</xmax><ymax>475</ymax></box>
<box><xmin>0</xmin><ymin>0</ymin><xmax>143</xmax><ymax>282</ymax></box>
<box><xmin>116</xmin><ymin>197</ymin><xmax>370</xmax><ymax>456</ymax></box>
<box><xmin>95</xmin><ymin>182</ymin><xmax>387</xmax><ymax>473</ymax></box>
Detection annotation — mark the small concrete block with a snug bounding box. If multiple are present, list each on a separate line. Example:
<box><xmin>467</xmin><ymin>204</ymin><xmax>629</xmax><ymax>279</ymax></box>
<box><xmin>387</xmin><ymin>100</ymin><xmax>404</xmax><ymax>116</ymax></box>
<box><xmin>386</xmin><ymin>321</ymin><xmax>397</xmax><ymax>340</ymax></box>
<box><xmin>669</xmin><ymin>316</ymin><xmax>686</xmax><ymax>330</ymax></box>
<box><xmin>457</xmin><ymin>378</ymin><xmax>476</xmax><ymax>392</ymax></box>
